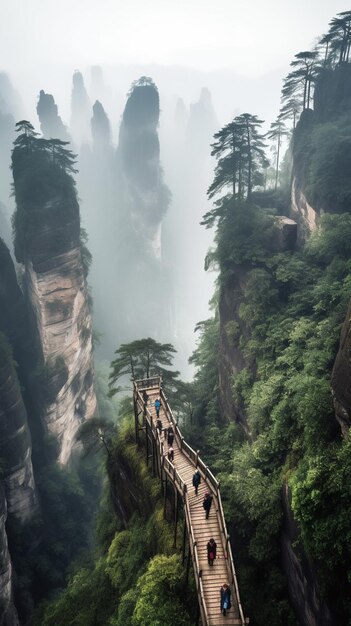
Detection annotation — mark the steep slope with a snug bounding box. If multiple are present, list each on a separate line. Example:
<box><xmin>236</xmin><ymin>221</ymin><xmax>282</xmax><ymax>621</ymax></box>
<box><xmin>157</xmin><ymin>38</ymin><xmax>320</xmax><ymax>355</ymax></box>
<box><xmin>0</xmin><ymin>485</ymin><xmax>18</xmax><ymax>626</ymax></box>
<box><xmin>0</xmin><ymin>333</ymin><xmax>37</xmax><ymax>521</ymax></box>
<box><xmin>12</xmin><ymin>122</ymin><xmax>97</xmax><ymax>464</ymax></box>
<box><xmin>114</xmin><ymin>77</ymin><xmax>171</xmax><ymax>343</ymax></box>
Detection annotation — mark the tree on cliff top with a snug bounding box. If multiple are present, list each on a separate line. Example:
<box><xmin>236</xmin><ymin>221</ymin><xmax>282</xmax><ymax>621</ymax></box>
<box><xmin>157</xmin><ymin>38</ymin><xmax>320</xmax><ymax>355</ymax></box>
<box><xmin>109</xmin><ymin>338</ymin><xmax>178</xmax><ymax>396</ymax></box>
<box><xmin>203</xmin><ymin>113</ymin><xmax>267</xmax><ymax>228</ymax></box>
<box><xmin>267</xmin><ymin>118</ymin><xmax>289</xmax><ymax>190</ymax></box>
<box><xmin>323</xmin><ymin>11</ymin><xmax>351</xmax><ymax>65</ymax></box>
<box><xmin>281</xmin><ymin>51</ymin><xmax>318</xmax><ymax>113</ymax></box>
<box><xmin>11</xmin><ymin>120</ymin><xmax>80</xmax><ymax>263</ymax></box>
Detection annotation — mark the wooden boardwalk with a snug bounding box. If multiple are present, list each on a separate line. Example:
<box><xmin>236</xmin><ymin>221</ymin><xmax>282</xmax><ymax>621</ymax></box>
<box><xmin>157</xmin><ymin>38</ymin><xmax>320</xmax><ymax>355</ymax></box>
<box><xmin>134</xmin><ymin>378</ymin><xmax>248</xmax><ymax>626</ymax></box>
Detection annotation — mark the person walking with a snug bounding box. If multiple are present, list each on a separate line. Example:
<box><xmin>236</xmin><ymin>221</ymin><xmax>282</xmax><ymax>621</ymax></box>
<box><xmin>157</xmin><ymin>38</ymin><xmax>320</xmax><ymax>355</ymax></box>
<box><xmin>167</xmin><ymin>428</ymin><xmax>174</xmax><ymax>446</ymax></box>
<box><xmin>142</xmin><ymin>390</ymin><xmax>148</xmax><ymax>415</ymax></box>
<box><xmin>220</xmin><ymin>583</ymin><xmax>231</xmax><ymax>616</ymax></box>
<box><xmin>207</xmin><ymin>538</ymin><xmax>217</xmax><ymax>566</ymax></box>
<box><xmin>192</xmin><ymin>469</ymin><xmax>201</xmax><ymax>495</ymax></box>
<box><xmin>203</xmin><ymin>492</ymin><xmax>213</xmax><ymax>519</ymax></box>
<box><xmin>156</xmin><ymin>419</ymin><xmax>163</xmax><ymax>436</ymax></box>
<box><xmin>168</xmin><ymin>446</ymin><xmax>174</xmax><ymax>462</ymax></box>
<box><xmin>155</xmin><ymin>398</ymin><xmax>161</xmax><ymax>417</ymax></box>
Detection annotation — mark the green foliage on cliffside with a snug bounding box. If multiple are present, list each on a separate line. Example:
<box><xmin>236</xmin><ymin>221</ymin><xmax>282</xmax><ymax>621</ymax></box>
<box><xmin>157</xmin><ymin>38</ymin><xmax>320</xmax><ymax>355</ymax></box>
<box><xmin>294</xmin><ymin>110</ymin><xmax>351</xmax><ymax>212</ymax></box>
<box><xmin>11</xmin><ymin>123</ymin><xmax>79</xmax><ymax>264</ymax></box>
<box><xmin>35</xmin><ymin>419</ymin><xmax>194</xmax><ymax>626</ymax></box>
<box><xmin>188</xmin><ymin>206</ymin><xmax>351</xmax><ymax>625</ymax></box>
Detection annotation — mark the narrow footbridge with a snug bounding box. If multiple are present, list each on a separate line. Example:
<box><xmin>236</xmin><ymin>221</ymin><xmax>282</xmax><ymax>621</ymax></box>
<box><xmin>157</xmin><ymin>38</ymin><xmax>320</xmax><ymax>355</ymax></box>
<box><xmin>133</xmin><ymin>377</ymin><xmax>249</xmax><ymax>626</ymax></box>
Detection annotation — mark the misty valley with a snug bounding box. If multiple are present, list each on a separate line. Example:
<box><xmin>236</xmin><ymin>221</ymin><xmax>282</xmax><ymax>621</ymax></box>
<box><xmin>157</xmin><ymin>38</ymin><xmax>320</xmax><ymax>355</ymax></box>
<box><xmin>0</xmin><ymin>6</ymin><xmax>351</xmax><ymax>626</ymax></box>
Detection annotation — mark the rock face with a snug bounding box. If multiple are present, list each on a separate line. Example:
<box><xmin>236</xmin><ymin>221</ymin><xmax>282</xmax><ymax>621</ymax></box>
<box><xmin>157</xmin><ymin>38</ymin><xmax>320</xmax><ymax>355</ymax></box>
<box><xmin>36</xmin><ymin>90</ymin><xmax>70</xmax><ymax>142</ymax></box>
<box><xmin>218</xmin><ymin>267</ymin><xmax>251</xmax><ymax>432</ymax></box>
<box><xmin>290</xmin><ymin>177</ymin><xmax>319</xmax><ymax>244</ymax></box>
<box><xmin>0</xmin><ymin>485</ymin><xmax>19</xmax><ymax>626</ymax></box>
<box><xmin>218</xmin><ymin>215</ymin><xmax>297</xmax><ymax>431</ymax></box>
<box><xmin>70</xmin><ymin>70</ymin><xmax>91</xmax><ymax>148</ymax></box>
<box><xmin>281</xmin><ymin>484</ymin><xmax>334</xmax><ymax>626</ymax></box>
<box><xmin>118</xmin><ymin>77</ymin><xmax>170</xmax><ymax>256</ymax></box>
<box><xmin>114</xmin><ymin>77</ymin><xmax>171</xmax><ymax>343</ymax></box>
<box><xmin>24</xmin><ymin>213</ymin><xmax>97</xmax><ymax>464</ymax></box>
<box><xmin>331</xmin><ymin>298</ymin><xmax>351</xmax><ymax>436</ymax></box>
<box><xmin>12</xmin><ymin>129</ymin><xmax>97</xmax><ymax>465</ymax></box>
<box><xmin>0</xmin><ymin>238</ymin><xmax>30</xmax><ymax>374</ymax></box>
<box><xmin>0</xmin><ymin>333</ymin><xmax>38</xmax><ymax>520</ymax></box>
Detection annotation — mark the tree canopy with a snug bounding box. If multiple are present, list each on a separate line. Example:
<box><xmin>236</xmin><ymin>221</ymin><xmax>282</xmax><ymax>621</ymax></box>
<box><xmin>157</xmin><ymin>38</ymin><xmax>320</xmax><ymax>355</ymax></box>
<box><xmin>203</xmin><ymin>113</ymin><xmax>267</xmax><ymax>228</ymax></box>
<box><xmin>109</xmin><ymin>338</ymin><xmax>179</xmax><ymax>396</ymax></box>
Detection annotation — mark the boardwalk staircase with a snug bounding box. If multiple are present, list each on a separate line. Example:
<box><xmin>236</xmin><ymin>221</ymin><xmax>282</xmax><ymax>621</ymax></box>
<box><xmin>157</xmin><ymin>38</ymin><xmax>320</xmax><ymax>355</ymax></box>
<box><xmin>133</xmin><ymin>376</ymin><xmax>249</xmax><ymax>626</ymax></box>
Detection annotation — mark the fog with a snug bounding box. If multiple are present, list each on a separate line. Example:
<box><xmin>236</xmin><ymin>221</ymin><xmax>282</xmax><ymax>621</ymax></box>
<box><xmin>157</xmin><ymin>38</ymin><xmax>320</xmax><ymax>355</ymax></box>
<box><xmin>0</xmin><ymin>0</ymin><xmax>349</xmax><ymax>377</ymax></box>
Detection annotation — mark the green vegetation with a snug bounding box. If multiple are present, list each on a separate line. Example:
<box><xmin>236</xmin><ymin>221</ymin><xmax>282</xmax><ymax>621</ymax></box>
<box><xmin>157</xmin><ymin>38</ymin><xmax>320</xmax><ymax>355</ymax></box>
<box><xmin>186</xmin><ymin>207</ymin><xmax>351</xmax><ymax>624</ymax></box>
<box><xmin>109</xmin><ymin>337</ymin><xmax>179</xmax><ymax>396</ymax></box>
<box><xmin>296</xmin><ymin>113</ymin><xmax>351</xmax><ymax>211</ymax></box>
<box><xmin>35</xmin><ymin>419</ymin><xmax>194</xmax><ymax>626</ymax></box>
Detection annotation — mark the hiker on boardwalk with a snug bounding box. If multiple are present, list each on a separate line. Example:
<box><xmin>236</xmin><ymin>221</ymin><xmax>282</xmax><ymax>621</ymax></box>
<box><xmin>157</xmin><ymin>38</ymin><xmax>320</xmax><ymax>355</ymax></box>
<box><xmin>167</xmin><ymin>426</ymin><xmax>174</xmax><ymax>446</ymax></box>
<box><xmin>203</xmin><ymin>492</ymin><xmax>213</xmax><ymax>519</ymax></box>
<box><xmin>192</xmin><ymin>469</ymin><xmax>201</xmax><ymax>495</ymax></box>
<box><xmin>142</xmin><ymin>390</ymin><xmax>148</xmax><ymax>405</ymax></box>
<box><xmin>163</xmin><ymin>426</ymin><xmax>168</xmax><ymax>440</ymax></box>
<box><xmin>168</xmin><ymin>446</ymin><xmax>174</xmax><ymax>462</ymax></box>
<box><xmin>155</xmin><ymin>398</ymin><xmax>161</xmax><ymax>417</ymax></box>
<box><xmin>207</xmin><ymin>538</ymin><xmax>217</xmax><ymax>566</ymax></box>
<box><xmin>156</xmin><ymin>419</ymin><xmax>163</xmax><ymax>436</ymax></box>
<box><xmin>220</xmin><ymin>583</ymin><xmax>231</xmax><ymax>616</ymax></box>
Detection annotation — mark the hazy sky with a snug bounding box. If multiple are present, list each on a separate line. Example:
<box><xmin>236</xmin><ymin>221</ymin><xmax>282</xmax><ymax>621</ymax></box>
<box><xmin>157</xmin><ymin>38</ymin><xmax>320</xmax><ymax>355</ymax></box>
<box><xmin>1</xmin><ymin>0</ymin><xmax>350</xmax><ymax>75</ymax></box>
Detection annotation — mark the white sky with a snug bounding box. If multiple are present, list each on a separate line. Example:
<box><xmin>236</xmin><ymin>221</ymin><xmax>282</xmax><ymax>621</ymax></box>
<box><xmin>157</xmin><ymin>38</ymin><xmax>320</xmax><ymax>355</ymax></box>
<box><xmin>1</xmin><ymin>0</ymin><xmax>350</xmax><ymax>131</ymax></box>
<box><xmin>1</xmin><ymin>0</ymin><xmax>350</xmax><ymax>75</ymax></box>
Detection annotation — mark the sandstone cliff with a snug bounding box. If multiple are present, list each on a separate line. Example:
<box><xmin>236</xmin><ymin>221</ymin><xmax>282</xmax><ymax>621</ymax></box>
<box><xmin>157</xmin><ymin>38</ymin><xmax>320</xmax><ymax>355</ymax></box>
<box><xmin>12</xmin><ymin>125</ymin><xmax>97</xmax><ymax>465</ymax></box>
<box><xmin>0</xmin><ymin>485</ymin><xmax>18</xmax><ymax>626</ymax></box>
<box><xmin>0</xmin><ymin>333</ymin><xmax>38</xmax><ymax>521</ymax></box>
<box><xmin>281</xmin><ymin>485</ymin><xmax>333</xmax><ymax>626</ymax></box>
<box><xmin>114</xmin><ymin>77</ymin><xmax>171</xmax><ymax>343</ymax></box>
<box><xmin>25</xmin><ymin>242</ymin><xmax>96</xmax><ymax>463</ymax></box>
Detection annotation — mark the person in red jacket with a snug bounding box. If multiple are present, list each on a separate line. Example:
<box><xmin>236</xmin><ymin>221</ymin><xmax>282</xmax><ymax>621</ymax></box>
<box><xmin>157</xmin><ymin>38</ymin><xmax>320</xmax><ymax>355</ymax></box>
<box><xmin>207</xmin><ymin>538</ymin><xmax>217</xmax><ymax>566</ymax></box>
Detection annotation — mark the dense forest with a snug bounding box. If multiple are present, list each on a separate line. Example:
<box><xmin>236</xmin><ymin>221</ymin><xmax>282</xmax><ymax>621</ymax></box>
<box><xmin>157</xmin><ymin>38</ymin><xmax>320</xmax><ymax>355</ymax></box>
<box><xmin>0</xmin><ymin>8</ymin><xmax>351</xmax><ymax>626</ymax></box>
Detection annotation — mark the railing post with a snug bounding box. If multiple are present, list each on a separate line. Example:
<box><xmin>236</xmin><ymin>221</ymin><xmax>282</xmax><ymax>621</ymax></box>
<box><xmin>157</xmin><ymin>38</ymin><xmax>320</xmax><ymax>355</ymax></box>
<box><xmin>195</xmin><ymin>450</ymin><xmax>199</xmax><ymax>467</ymax></box>
<box><xmin>152</xmin><ymin>436</ymin><xmax>156</xmax><ymax>477</ymax></box>
<box><xmin>163</xmin><ymin>473</ymin><xmax>168</xmax><ymax>520</ymax></box>
<box><xmin>173</xmin><ymin>488</ymin><xmax>179</xmax><ymax>548</ymax></box>
<box><xmin>195</xmin><ymin>602</ymin><xmax>200</xmax><ymax>626</ymax></box>
<box><xmin>133</xmin><ymin>393</ymin><xmax>139</xmax><ymax>445</ymax></box>
<box><xmin>182</xmin><ymin>516</ymin><xmax>187</xmax><ymax>565</ymax></box>
<box><xmin>185</xmin><ymin>540</ymin><xmax>191</xmax><ymax>586</ymax></box>
<box><xmin>226</xmin><ymin>534</ymin><xmax>229</xmax><ymax>560</ymax></box>
<box><xmin>145</xmin><ymin>421</ymin><xmax>149</xmax><ymax>467</ymax></box>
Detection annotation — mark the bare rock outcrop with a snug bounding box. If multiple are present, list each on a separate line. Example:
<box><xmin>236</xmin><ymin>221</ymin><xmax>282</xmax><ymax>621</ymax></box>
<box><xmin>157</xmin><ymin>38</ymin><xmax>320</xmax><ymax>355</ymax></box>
<box><xmin>25</xmin><ymin>242</ymin><xmax>96</xmax><ymax>463</ymax></box>
<box><xmin>12</xmin><ymin>125</ymin><xmax>97</xmax><ymax>465</ymax></box>
<box><xmin>0</xmin><ymin>485</ymin><xmax>19</xmax><ymax>626</ymax></box>
<box><xmin>290</xmin><ymin>177</ymin><xmax>319</xmax><ymax>245</ymax></box>
<box><xmin>0</xmin><ymin>333</ymin><xmax>38</xmax><ymax>521</ymax></box>
<box><xmin>281</xmin><ymin>484</ymin><xmax>334</xmax><ymax>626</ymax></box>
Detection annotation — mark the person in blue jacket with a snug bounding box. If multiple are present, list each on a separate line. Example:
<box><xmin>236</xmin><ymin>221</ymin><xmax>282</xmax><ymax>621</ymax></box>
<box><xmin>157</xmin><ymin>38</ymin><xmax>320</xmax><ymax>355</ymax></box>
<box><xmin>220</xmin><ymin>583</ymin><xmax>231</xmax><ymax>616</ymax></box>
<box><xmin>155</xmin><ymin>398</ymin><xmax>161</xmax><ymax>417</ymax></box>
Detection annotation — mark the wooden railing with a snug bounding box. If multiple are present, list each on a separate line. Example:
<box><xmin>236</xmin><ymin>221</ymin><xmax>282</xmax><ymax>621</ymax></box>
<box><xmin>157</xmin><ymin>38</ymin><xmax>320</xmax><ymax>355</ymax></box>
<box><xmin>134</xmin><ymin>377</ymin><xmax>246</xmax><ymax>626</ymax></box>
